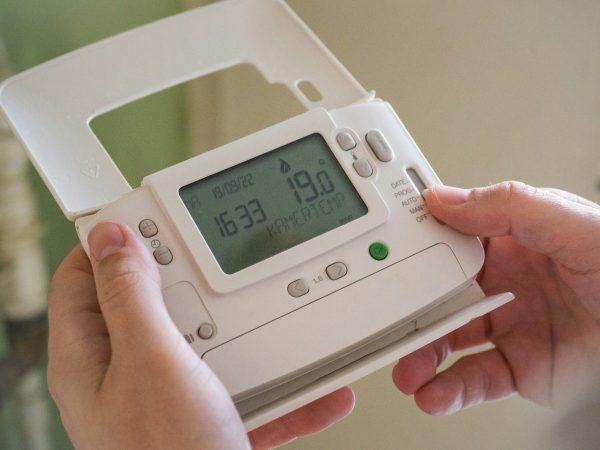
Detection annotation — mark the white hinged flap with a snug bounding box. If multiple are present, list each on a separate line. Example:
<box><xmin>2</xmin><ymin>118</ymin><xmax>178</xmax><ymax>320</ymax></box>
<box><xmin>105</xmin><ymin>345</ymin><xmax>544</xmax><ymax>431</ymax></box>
<box><xmin>0</xmin><ymin>0</ymin><xmax>368</xmax><ymax>220</ymax></box>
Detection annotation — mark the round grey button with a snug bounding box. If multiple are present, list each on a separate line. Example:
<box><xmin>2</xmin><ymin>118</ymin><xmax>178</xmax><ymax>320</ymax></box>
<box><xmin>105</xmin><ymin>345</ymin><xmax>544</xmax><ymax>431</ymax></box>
<box><xmin>326</xmin><ymin>262</ymin><xmax>348</xmax><ymax>280</ymax></box>
<box><xmin>287</xmin><ymin>279</ymin><xmax>310</xmax><ymax>298</ymax></box>
<box><xmin>353</xmin><ymin>158</ymin><xmax>374</xmax><ymax>178</ymax></box>
<box><xmin>198</xmin><ymin>323</ymin><xmax>215</xmax><ymax>340</ymax></box>
<box><xmin>139</xmin><ymin>219</ymin><xmax>158</xmax><ymax>238</ymax></box>
<box><xmin>336</xmin><ymin>131</ymin><xmax>357</xmax><ymax>151</ymax></box>
<box><xmin>153</xmin><ymin>246</ymin><xmax>173</xmax><ymax>265</ymax></box>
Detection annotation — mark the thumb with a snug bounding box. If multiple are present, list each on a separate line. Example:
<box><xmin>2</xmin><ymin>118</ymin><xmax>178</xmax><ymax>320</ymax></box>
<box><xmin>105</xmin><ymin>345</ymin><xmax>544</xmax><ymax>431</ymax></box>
<box><xmin>87</xmin><ymin>221</ymin><xmax>182</xmax><ymax>356</ymax></box>
<box><xmin>425</xmin><ymin>181</ymin><xmax>600</xmax><ymax>264</ymax></box>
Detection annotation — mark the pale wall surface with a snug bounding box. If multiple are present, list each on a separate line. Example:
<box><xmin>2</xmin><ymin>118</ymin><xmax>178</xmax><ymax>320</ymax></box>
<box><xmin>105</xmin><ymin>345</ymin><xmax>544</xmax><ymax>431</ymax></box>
<box><xmin>189</xmin><ymin>0</ymin><xmax>600</xmax><ymax>201</ymax></box>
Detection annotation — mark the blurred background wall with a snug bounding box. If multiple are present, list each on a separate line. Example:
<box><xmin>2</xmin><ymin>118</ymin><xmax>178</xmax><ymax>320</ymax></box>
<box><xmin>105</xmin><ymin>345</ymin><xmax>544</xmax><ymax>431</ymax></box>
<box><xmin>0</xmin><ymin>0</ymin><xmax>599</xmax><ymax>449</ymax></box>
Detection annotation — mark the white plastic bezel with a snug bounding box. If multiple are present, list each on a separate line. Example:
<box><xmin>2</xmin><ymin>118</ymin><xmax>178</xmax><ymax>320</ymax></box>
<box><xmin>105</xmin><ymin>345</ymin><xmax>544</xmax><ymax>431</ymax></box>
<box><xmin>145</xmin><ymin>108</ymin><xmax>389</xmax><ymax>293</ymax></box>
<box><xmin>0</xmin><ymin>0</ymin><xmax>368</xmax><ymax>220</ymax></box>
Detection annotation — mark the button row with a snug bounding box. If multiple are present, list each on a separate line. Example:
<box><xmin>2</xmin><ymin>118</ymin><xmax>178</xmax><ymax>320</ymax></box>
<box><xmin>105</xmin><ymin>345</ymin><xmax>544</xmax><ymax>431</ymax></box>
<box><xmin>287</xmin><ymin>242</ymin><xmax>389</xmax><ymax>298</ymax></box>
<box><xmin>287</xmin><ymin>262</ymin><xmax>348</xmax><ymax>298</ymax></box>
<box><xmin>335</xmin><ymin>129</ymin><xmax>395</xmax><ymax>179</ymax></box>
<box><xmin>139</xmin><ymin>219</ymin><xmax>174</xmax><ymax>266</ymax></box>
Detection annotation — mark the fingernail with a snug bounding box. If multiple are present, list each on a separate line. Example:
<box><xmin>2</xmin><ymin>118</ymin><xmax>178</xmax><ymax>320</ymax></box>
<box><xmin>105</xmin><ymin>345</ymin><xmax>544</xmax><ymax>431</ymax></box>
<box><xmin>88</xmin><ymin>222</ymin><xmax>126</xmax><ymax>261</ymax></box>
<box><xmin>438</xmin><ymin>396</ymin><xmax>463</xmax><ymax>416</ymax></box>
<box><xmin>432</xmin><ymin>185</ymin><xmax>470</xmax><ymax>205</ymax></box>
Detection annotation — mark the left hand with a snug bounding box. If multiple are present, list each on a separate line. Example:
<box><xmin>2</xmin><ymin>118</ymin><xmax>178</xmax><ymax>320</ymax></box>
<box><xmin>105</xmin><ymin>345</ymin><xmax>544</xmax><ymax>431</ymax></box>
<box><xmin>247</xmin><ymin>387</ymin><xmax>354</xmax><ymax>449</ymax></box>
<box><xmin>47</xmin><ymin>222</ymin><xmax>354</xmax><ymax>449</ymax></box>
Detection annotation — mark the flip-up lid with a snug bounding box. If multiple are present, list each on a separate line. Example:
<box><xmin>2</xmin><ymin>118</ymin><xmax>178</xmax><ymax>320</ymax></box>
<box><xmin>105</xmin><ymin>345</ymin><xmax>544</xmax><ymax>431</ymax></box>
<box><xmin>0</xmin><ymin>0</ymin><xmax>368</xmax><ymax>220</ymax></box>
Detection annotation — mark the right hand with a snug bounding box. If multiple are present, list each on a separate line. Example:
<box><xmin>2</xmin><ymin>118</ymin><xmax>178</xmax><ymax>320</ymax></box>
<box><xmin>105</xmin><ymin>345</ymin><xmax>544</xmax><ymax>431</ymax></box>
<box><xmin>393</xmin><ymin>182</ymin><xmax>600</xmax><ymax>415</ymax></box>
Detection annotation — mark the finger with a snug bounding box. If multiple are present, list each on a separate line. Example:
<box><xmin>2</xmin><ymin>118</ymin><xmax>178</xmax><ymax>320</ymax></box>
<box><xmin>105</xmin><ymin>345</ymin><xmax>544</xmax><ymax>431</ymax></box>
<box><xmin>393</xmin><ymin>316</ymin><xmax>491</xmax><ymax>394</ymax></box>
<box><xmin>48</xmin><ymin>246</ymin><xmax>100</xmax><ymax>350</ymax></box>
<box><xmin>543</xmin><ymin>187</ymin><xmax>600</xmax><ymax>210</ymax></box>
<box><xmin>413</xmin><ymin>348</ymin><xmax>515</xmax><ymax>416</ymax></box>
<box><xmin>87</xmin><ymin>222</ymin><xmax>183</xmax><ymax>359</ymax></box>
<box><xmin>248</xmin><ymin>387</ymin><xmax>355</xmax><ymax>449</ymax></box>
<box><xmin>425</xmin><ymin>182</ymin><xmax>600</xmax><ymax>266</ymax></box>
<box><xmin>393</xmin><ymin>338</ymin><xmax>450</xmax><ymax>395</ymax></box>
<box><xmin>47</xmin><ymin>246</ymin><xmax>110</xmax><ymax>402</ymax></box>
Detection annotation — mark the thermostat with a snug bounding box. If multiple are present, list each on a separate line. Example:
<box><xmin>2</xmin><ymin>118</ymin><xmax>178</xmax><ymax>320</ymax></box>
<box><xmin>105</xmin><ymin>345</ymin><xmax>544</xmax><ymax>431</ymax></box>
<box><xmin>0</xmin><ymin>0</ymin><xmax>513</xmax><ymax>430</ymax></box>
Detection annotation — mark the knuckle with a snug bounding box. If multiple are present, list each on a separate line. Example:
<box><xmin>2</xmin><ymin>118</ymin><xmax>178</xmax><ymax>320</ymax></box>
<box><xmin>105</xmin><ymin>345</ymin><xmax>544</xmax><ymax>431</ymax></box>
<box><xmin>495</xmin><ymin>180</ymin><xmax>530</xmax><ymax>203</ymax></box>
<box><xmin>472</xmin><ymin>181</ymin><xmax>538</xmax><ymax>207</ymax></box>
<box><xmin>507</xmin><ymin>180</ymin><xmax>537</xmax><ymax>202</ymax></box>
<box><xmin>99</xmin><ymin>271</ymin><xmax>143</xmax><ymax>308</ymax></box>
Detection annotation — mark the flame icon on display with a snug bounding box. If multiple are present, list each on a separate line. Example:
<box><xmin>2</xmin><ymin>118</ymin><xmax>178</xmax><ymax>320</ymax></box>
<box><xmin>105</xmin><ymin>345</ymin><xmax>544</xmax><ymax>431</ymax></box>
<box><xmin>280</xmin><ymin>159</ymin><xmax>291</xmax><ymax>173</ymax></box>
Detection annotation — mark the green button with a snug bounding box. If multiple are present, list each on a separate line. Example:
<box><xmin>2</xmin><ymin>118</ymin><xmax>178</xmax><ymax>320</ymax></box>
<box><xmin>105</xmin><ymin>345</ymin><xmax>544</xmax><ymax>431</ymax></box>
<box><xmin>369</xmin><ymin>242</ymin><xmax>389</xmax><ymax>261</ymax></box>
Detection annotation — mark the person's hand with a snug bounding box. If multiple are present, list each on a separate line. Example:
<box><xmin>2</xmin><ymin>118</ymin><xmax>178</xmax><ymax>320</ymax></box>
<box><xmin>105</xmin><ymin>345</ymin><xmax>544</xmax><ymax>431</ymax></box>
<box><xmin>48</xmin><ymin>222</ymin><xmax>354</xmax><ymax>449</ymax></box>
<box><xmin>393</xmin><ymin>181</ymin><xmax>600</xmax><ymax>415</ymax></box>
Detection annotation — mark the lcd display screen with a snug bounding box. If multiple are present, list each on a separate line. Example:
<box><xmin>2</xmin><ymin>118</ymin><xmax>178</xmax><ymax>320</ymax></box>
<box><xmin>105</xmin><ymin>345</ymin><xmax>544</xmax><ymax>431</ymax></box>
<box><xmin>180</xmin><ymin>134</ymin><xmax>368</xmax><ymax>274</ymax></box>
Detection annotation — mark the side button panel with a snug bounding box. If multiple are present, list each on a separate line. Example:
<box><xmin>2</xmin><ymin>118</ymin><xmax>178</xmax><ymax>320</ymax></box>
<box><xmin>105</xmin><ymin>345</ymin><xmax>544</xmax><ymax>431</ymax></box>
<box><xmin>163</xmin><ymin>282</ymin><xmax>215</xmax><ymax>344</ymax></box>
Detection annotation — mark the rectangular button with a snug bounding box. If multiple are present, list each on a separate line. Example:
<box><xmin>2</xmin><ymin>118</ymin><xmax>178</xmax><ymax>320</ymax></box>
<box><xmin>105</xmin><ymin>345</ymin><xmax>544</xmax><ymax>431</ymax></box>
<box><xmin>406</xmin><ymin>168</ymin><xmax>427</xmax><ymax>196</ymax></box>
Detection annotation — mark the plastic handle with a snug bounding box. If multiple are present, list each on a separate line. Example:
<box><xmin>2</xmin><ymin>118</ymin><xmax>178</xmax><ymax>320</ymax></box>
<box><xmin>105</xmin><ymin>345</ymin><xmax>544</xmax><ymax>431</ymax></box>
<box><xmin>0</xmin><ymin>0</ymin><xmax>368</xmax><ymax>220</ymax></box>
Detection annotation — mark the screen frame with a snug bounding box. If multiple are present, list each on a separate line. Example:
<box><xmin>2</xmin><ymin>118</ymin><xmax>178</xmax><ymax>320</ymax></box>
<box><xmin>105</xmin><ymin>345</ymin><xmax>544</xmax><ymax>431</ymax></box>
<box><xmin>145</xmin><ymin>108</ymin><xmax>389</xmax><ymax>294</ymax></box>
<box><xmin>179</xmin><ymin>133</ymin><xmax>370</xmax><ymax>274</ymax></box>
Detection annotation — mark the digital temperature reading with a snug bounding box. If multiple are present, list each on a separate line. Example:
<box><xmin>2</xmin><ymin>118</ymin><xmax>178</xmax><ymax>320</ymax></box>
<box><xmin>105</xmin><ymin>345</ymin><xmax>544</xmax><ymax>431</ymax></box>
<box><xmin>180</xmin><ymin>134</ymin><xmax>368</xmax><ymax>273</ymax></box>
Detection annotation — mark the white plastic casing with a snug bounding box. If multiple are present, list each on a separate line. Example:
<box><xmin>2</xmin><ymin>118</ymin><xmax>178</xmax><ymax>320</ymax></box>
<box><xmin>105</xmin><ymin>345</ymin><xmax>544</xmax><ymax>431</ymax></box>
<box><xmin>0</xmin><ymin>0</ymin><xmax>513</xmax><ymax>430</ymax></box>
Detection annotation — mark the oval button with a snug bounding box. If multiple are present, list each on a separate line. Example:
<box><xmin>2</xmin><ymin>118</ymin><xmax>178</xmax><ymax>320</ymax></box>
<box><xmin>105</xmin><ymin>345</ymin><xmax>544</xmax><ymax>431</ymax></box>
<box><xmin>287</xmin><ymin>279</ymin><xmax>310</xmax><ymax>298</ymax></box>
<box><xmin>326</xmin><ymin>262</ymin><xmax>348</xmax><ymax>280</ymax></box>
<box><xmin>366</xmin><ymin>130</ymin><xmax>394</xmax><ymax>162</ymax></box>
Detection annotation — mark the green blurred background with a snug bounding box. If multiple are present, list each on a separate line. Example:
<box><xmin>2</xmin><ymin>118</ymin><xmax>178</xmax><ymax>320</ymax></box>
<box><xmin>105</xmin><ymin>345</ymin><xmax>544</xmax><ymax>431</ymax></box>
<box><xmin>0</xmin><ymin>0</ymin><xmax>189</xmax><ymax>272</ymax></box>
<box><xmin>0</xmin><ymin>1</ymin><xmax>188</xmax><ymax>448</ymax></box>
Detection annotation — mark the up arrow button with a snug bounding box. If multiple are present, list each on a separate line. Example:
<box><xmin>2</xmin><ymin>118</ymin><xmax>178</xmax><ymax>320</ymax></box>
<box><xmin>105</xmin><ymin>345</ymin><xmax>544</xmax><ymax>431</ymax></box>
<box><xmin>336</xmin><ymin>131</ymin><xmax>357</xmax><ymax>151</ymax></box>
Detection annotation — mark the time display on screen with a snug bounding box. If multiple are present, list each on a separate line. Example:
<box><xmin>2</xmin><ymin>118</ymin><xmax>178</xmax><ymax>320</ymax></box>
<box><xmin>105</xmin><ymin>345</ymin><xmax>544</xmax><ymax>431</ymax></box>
<box><xmin>179</xmin><ymin>134</ymin><xmax>368</xmax><ymax>274</ymax></box>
